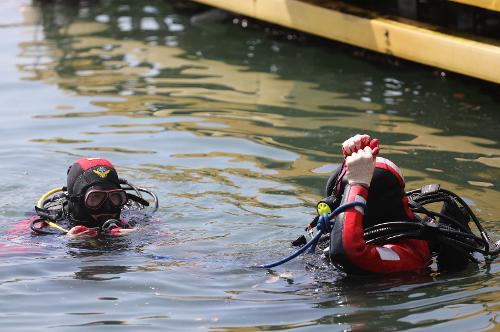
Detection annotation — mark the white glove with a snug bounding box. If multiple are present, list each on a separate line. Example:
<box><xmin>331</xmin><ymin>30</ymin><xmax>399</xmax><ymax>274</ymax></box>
<box><xmin>342</xmin><ymin>134</ymin><xmax>371</xmax><ymax>157</ymax></box>
<box><xmin>345</xmin><ymin>146</ymin><xmax>375</xmax><ymax>187</ymax></box>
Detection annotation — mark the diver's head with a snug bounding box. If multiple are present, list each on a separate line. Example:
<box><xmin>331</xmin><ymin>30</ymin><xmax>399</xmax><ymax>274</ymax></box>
<box><xmin>364</xmin><ymin>158</ymin><xmax>412</xmax><ymax>228</ymax></box>
<box><xmin>67</xmin><ymin>158</ymin><xmax>127</xmax><ymax>226</ymax></box>
<box><xmin>326</xmin><ymin>157</ymin><xmax>412</xmax><ymax>229</ymax></box>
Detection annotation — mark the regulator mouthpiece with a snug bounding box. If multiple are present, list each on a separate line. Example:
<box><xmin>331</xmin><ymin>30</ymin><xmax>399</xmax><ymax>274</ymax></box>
<box><xmin>316</xmin><ymin>195</ymin><xmax>339</xmax><ymax>216</ymax></box>
<box><xmin>101</xmin><ymin>219</ymin><xmax>120</xmax><ymax>233</ymax></box>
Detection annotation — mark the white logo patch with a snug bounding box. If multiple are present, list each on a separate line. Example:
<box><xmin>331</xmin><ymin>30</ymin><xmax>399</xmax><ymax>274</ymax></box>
<box><xmin>376</xmin><ymin>247</ymin><xmax>400</xmax><ymax>261</ymax></box>
<box><xmin>354</xmin><ymin>195</ymin><xmax>366</xmax><ymax>214</ymax></box>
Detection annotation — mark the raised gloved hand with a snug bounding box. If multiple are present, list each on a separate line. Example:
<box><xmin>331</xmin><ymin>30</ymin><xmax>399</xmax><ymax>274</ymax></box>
<box><xmin>345</xmin><ymin>146</ymin><xmax>376</xmax><ymax>187</ymax></box>
<box><xmin>67</xmin><ymin>225</ymin><xmax>98</xmax><ymax>238</ymax></box>
<box><xmin>342</xmin><ymin>134</ymin><xmax>380</xmax><ymax>158</ymax></box>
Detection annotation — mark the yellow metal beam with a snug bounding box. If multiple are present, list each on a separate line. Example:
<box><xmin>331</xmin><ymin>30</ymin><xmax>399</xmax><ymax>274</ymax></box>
<box><xmin>449</xmin><ymin>0</ymin><xmax>500</xmax><ymax>12</ymax></box>
<box><xmin>192</xmin><ymin>0</ymin><xmax>500</xmax><ymax>84</ymax></box>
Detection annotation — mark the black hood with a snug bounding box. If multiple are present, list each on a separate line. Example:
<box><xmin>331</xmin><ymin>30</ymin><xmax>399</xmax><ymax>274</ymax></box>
<box><xmin>66</xmin><ymin>158</ymin><xmax>121</xmax><ymax>224</ymax></box>
<box><xmin>325</xmin><ymin>157</ymin><xmax>412</xmax><ymax>229</ymax></box>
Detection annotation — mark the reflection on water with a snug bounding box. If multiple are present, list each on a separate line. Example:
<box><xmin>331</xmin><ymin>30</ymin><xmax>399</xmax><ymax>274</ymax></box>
<box><xmin>18</xmin><ymin>0</ymin><xmax>500</xmax><ymax>213</ymax></box>
<box><xmin>0</xmin><ymin>0</ymin><xmax>499</xmax><ymax>331</ymax></box>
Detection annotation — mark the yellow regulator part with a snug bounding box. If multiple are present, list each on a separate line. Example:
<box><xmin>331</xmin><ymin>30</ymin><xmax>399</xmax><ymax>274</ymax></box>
<box><xmin>45</xmin><ymin>220</ymin><xmax>69</xmax><ymax>233</ymax></box>
<box><xmin>36</xmin><ymin>187</ymin><xmax>64</xmax><ymax>208</ymax></box>
<box><xmin>317</xmin><ymin>201</ymin><xmax>332</xmax><ymax>216</ymax></box>
<box><xmin>35</xmin><ymin>186</ymin><xmax>70</xmax><ymax>233</ymax></box>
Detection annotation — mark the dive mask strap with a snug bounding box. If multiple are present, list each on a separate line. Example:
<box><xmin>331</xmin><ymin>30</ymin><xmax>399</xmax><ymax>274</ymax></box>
<box><xmin>126</xmin><ymin>193</ymin><xmax>150</xmax><ymax>206</ymax></box>
<box><xmin>67</xmin><ymin>194</ymin><xmax>84</xmax><ymax>202</ymax></box>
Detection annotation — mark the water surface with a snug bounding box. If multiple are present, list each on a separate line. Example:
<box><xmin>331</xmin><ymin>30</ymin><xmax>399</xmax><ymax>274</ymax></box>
<box><xmin>0</xmin><ymin>0</ymin><xmax>499</xmax><ymax>331</ymax></box>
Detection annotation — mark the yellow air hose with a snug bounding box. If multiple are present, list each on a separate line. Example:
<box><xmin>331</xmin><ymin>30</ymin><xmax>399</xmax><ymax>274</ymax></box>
<box><xmin>36</xmin><ymin>187</ymin><xmax>64</xmax><ymax>208</ymax></box>
<box><xmin>36</xmin><ymin>187</ymin><xmax>69</xmax><ymax>233</ymax></box>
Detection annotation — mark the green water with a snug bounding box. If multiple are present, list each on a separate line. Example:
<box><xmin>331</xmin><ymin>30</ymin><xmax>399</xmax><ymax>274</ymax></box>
<box><xmin>0</xmin><ymin>0</ymin><xmax>499</xmax><ymax>331</ymax></box>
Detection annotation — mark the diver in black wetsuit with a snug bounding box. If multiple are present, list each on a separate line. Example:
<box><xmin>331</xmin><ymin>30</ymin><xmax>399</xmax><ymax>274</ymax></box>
<box><xmin>30</xmin><ymin>157</ymin><xmax>158</xmax><ymax>237</ymax></box>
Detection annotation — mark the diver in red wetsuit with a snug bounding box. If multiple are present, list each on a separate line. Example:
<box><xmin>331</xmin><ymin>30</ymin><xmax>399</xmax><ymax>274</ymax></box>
<box><xmin>265</xmin><ymin>134</ymin><xmax>497</xmax><ymax>272</ymax></box>
<box><xmin>327</xmin><ymin>135</ymin><xmax>431</xmax><ymax>274</ymax></box>
<box><xmin>29</xmin><ymin>158</ymin><xmax>157</xmax><ymax>238</ymax></box>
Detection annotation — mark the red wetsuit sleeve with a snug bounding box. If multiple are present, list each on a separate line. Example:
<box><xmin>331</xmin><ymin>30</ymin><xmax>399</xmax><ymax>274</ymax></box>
<box><xmin>329</xmin><ymin>184</ymin><xmax>431</xmax><ymax>274</ymax></box>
